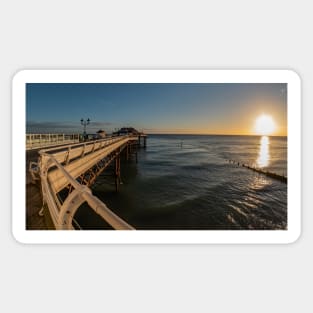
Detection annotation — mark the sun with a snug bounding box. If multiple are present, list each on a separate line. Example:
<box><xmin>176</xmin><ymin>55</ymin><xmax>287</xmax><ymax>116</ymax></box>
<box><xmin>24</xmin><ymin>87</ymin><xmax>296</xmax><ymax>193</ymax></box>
<box><xmin>254</xmin><ymin>114</ymin><xmax>276</xmax><ymax>136</ymax></box>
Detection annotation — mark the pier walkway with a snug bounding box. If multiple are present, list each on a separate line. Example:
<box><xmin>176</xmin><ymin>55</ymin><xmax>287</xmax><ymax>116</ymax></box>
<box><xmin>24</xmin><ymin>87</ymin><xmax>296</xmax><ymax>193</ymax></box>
<box><xmin>27</xmin><ymin>134</ymin><xmax>147</xmax><ymax>230</ymax></box>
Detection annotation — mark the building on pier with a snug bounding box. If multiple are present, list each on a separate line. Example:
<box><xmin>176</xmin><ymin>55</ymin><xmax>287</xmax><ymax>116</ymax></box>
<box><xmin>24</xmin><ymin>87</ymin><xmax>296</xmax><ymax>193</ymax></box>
<box><xmin>113</xmin><ymin>127</ymin><xmax>141</xmax><ymax>136</ymax></box>
<box><xmin>96</xmin><ymin>129</ymin><xmax>106</xmax><ymax>138</ymax></box>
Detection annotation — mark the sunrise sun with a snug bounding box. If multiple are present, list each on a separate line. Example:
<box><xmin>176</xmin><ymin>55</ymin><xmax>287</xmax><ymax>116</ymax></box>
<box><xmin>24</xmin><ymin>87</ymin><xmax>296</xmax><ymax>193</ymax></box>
<box><xmin>254</xmin><ymin>114</ymin><xmax>276</xmax><ymax>136</ymax></box>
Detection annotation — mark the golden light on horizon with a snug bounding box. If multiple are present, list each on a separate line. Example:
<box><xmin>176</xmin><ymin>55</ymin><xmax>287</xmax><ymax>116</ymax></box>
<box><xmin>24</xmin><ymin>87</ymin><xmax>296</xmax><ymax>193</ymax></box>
<box><xmin>254</xmin><ymin>114</ymin><xmax>276</xmax><ymax>136</ymax></box>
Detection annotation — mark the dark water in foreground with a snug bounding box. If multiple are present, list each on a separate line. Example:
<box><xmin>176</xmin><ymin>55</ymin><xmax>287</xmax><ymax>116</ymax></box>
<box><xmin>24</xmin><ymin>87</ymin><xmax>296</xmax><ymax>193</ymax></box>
<box><xmin>76</xmin><ymin>135</ymin><xmax>287</xmax><ymax>230</ymax></box>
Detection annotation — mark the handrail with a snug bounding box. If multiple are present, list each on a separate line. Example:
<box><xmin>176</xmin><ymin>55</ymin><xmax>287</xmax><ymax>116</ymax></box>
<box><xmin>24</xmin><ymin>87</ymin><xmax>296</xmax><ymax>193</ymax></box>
<box><xmin>40</xmin><ymin>135</ymin><xmax>131</xmax><ymax>154</ymax></box>
<box><xmin>41</xmin><ymin>136</ymin><xmax>137</xmax><ymax>193</ymax></box>
<box><xmin>41</xmin><ymin>153</ymin><xmax>134</xmax><ymax>230</ymax></box>
<box><xmin>26</xmin><ymin>133</ymin><xmax>80</xmax><ymax>150</ymax></box>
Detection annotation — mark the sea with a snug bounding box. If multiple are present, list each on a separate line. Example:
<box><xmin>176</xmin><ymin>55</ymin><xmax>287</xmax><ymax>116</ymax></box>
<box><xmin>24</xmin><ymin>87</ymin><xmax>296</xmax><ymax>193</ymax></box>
<box><xmin>75</xmin><ymin>135</ymin><xmax>287</xmax><ymax>230</ymax></box>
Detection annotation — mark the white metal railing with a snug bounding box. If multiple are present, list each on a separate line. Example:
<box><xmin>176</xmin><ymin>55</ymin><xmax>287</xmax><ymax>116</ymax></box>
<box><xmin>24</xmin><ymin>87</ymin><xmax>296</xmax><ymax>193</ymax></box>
<box><xmin>41</xmin><ymin>135</ymin><xmax>126</xmax><ymax>154</ymax></box>
<box><xmin>42</xmin><ymin>136</ymin><xmax>133</xmax><ymax>193</ymax></box>
<box><xmin>36</xmin><ymin>135</ymin><xmax>138</xmax><ymax>230</ymax></box>
<box><xmin>26</xmin><ymin>133</ymin><xmax>80</xmax><ymax>150</ymax></box>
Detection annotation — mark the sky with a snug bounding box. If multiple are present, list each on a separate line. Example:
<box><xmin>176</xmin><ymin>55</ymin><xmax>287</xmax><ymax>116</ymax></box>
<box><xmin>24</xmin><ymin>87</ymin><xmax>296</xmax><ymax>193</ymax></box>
<box><xmin>26</xmin><ymin>83</ymin><xmax>287</xmax><ymax>135</ymax></box>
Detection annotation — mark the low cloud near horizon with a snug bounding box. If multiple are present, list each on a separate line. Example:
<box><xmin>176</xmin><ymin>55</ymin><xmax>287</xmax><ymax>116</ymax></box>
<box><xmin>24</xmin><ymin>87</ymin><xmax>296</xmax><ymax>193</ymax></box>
<box><xmin>26</xmin><ymin>120</ymin><xmax>115</xmax><ymax>134</ymax></box>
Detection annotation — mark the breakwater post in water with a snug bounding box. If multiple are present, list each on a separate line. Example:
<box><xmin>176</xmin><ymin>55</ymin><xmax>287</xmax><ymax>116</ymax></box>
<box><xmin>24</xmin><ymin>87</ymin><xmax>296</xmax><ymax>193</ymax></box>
<box><xmin>228</xmin><ymin>159</ymin><xmax>287</xmax><ymax>184</ymax></box>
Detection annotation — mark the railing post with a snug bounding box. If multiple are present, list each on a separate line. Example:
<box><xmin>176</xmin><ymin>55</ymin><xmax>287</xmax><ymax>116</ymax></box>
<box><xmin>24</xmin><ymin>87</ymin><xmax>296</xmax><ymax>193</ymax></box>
<box><xmin>65</xmin><ymin>146</ymin><xmax>71</xmax><ymax>165</ymax></box>
<box><xmin>81</xmin><ymin>144</ymin><xmax>86</xmax><ymax>158</ymax></box>
<box><xmin>115</xmin><ymin>151</ymin><xmax>121</xmax><ymax>192</ymax></box>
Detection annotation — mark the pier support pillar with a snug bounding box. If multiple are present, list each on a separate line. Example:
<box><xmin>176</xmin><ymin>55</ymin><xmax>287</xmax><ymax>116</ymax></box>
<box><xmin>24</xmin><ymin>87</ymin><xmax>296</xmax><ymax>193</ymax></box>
<box><xmin>144</xmin><ymin>137</ymin><xmax>146</xmax><ymax>148</ymax></box>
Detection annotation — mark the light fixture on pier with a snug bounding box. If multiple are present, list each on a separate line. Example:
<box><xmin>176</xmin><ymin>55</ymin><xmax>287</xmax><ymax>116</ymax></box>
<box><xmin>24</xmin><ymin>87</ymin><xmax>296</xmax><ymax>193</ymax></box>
<box><xmin>81</xmin><ymin>118</ymin><xmax>90</xmax><ymax>139</ymax></box>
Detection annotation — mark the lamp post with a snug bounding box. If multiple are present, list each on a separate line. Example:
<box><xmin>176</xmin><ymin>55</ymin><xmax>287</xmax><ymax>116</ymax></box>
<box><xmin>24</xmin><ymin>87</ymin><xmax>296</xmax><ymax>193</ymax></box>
<box><xmin>81</xmin><ymin>118</ymin><xmax>90</xmax><ymax>140</ymax></box>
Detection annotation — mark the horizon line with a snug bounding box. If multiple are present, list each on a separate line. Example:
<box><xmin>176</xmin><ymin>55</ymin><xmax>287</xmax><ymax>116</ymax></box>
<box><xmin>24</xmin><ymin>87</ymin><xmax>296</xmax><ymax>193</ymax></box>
<box><xmin>25</xmin><ymin>131</ymin><xmax>287</xmax><ymax>137</ymax></box>
<box><xmin>145</xmin><ymin>133</ymin><xmax>287</xmax><ymax>137</ymax></box>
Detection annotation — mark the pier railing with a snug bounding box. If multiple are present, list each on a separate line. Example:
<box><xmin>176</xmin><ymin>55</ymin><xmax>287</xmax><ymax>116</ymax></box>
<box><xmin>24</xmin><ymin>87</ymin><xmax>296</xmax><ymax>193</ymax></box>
<box><xmin>26</xmin><ymin>133</ymin><xmax>80</xmax><ymax>150</ymax></box>
<box><xmin>36</xmin><ymin>135</ymin><xmax>139</xmax><ymax>230</ymax></box>
<box><xmin>40</xmin><ymin>153</ymin><xmax>134</xmax><ymax>230</ymax></box>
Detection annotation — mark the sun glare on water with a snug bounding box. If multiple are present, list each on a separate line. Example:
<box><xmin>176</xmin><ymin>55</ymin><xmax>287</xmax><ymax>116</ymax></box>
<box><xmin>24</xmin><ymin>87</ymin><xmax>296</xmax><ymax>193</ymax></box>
<box><xmin>254</xmin><ymin>114</ymin><xmax>276</xmax><ymax>136</ymax></box>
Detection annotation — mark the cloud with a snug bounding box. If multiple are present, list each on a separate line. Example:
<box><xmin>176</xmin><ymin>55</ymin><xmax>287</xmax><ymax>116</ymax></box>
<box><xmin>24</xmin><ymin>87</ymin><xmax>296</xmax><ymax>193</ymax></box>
<box><xmin>26</xmin><ymin>120</ymin><xmax>115</xmax><ymax>134</ymax></box>
<box><xmin>143</xmin><ymin>127</ymin><xmax>194</xmax><ymax>134</ymax></box>
<box><xmin>89</xmin><ymin>121</ymin><xmax>113</xmax><ymax>127</ymax></box>
<box><xmin>27</xmin><ymin>121</ymin><xmax>77</xmax><ymax>129</ymax></box>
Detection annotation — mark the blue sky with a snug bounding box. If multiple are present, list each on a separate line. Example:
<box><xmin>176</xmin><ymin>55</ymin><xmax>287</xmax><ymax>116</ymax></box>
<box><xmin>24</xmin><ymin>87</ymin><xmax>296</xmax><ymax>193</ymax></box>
<box><xmin>26</xmin><ymin>83</ymin><xmax>287</xmax><ymax>135</ymax></box>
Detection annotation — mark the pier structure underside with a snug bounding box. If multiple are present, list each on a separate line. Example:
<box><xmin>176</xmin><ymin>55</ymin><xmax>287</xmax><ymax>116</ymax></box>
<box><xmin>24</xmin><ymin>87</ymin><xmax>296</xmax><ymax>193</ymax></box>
<box><xmin>30</xmin><ymin>135</ymin><xmax>146</xmax><ymax>230</ymax></box>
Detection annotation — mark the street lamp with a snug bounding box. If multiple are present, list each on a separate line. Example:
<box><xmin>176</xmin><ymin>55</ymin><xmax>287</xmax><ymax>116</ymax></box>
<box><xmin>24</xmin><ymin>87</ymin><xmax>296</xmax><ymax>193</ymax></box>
<box><xmin>81</xmin><ymin>118</ymin><xmax>90</xmax><ymax>140</ymax></box>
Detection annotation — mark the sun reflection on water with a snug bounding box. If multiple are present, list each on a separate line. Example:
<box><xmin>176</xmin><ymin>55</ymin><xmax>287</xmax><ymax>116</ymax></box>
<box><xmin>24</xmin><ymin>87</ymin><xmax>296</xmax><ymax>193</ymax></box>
<box><xmin>257</xmin><ymin>136</ymin><xmax>270</xmax><ymax>168</ymax></box>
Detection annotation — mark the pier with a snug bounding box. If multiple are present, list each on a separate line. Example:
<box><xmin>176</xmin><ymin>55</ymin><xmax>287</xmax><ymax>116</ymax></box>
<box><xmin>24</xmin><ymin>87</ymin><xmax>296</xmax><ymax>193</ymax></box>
<box><xmin>27</xmin><ymin>134</ymin><xmax>147</xmax><ymax>230</ymax></box>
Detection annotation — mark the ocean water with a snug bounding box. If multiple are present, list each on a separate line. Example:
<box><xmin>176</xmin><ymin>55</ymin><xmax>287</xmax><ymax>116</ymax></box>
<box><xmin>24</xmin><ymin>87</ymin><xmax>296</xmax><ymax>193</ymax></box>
<box><xmin>76</xmin><ymin>135</ymin><xmax>287</xmax><ymax>230</ymax></box>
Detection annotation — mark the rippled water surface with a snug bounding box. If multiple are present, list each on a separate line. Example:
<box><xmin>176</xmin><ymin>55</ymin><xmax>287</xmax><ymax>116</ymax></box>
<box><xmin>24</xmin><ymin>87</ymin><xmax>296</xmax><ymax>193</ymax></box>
<box><xmin>76</xmin><ymin>135</ymin><xmax>287</xmax><ymax>230</ymax></box>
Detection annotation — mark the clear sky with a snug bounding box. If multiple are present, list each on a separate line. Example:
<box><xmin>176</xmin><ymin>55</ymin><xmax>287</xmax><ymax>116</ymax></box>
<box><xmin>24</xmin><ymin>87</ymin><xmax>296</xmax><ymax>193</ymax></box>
<box><xmin>26</xmin><ymin>83</ymin><xmax>287</xmax><ymax>135</ymax></box>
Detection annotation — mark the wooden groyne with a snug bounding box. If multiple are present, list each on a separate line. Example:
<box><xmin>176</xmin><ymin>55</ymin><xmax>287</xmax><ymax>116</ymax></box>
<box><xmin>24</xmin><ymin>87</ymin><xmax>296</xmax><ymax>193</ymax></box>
<box><xmin>228</xmin><ymin>160</ymin><xmax>287</xmax><ymax>184</ymax></box>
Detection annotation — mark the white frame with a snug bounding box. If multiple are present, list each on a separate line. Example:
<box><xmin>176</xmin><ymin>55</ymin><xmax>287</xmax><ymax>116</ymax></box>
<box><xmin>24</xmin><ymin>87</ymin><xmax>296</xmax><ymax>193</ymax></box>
<box><xmin>12</xmin><ymin>70</ymin><xmax>301</xmax><ymax>244</ymax></box>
